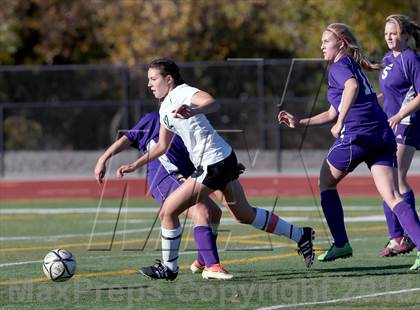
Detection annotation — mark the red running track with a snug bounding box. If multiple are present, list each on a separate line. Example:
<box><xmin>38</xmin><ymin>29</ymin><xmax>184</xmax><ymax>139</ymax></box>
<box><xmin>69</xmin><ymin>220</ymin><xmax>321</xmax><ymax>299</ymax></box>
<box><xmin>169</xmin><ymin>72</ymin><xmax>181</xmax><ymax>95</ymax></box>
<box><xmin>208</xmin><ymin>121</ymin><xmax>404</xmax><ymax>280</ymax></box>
<box><xmin>1</xmin><ymin>176</ymin><xmax>419</xmax><ymax>200</ymax></box>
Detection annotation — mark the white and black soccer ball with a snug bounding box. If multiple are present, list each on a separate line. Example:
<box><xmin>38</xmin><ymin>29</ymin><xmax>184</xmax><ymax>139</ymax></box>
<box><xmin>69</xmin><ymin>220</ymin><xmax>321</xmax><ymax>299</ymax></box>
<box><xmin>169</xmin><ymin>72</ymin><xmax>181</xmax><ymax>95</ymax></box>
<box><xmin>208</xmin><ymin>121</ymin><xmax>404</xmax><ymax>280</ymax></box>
<box><xmin>42</xmin><ymin>249</ymin><xmax>76</xmax><ymax>282</ymax></box>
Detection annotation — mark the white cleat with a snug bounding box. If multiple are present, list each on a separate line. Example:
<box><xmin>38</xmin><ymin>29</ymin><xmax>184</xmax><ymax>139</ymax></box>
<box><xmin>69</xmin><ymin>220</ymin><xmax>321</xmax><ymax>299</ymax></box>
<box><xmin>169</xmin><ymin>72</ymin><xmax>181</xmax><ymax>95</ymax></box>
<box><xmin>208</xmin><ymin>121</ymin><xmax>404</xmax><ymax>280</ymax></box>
<box><xmin>202</xmin><ymin>264</ymin><xmax>234</xmax><ymax>280</ymax></box>
<box><xmin>190</xmin><ymin>260</ymin><xmax>205</xmax><ymax>274</ymax></box>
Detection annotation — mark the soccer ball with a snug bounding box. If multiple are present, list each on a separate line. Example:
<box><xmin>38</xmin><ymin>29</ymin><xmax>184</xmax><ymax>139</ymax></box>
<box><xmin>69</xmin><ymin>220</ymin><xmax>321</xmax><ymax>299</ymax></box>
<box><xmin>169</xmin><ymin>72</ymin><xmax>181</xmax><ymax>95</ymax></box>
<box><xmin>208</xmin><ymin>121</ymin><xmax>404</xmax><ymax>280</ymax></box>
<box><xmin>42</xmin><ymin>249</ymin><xmax>76</xmax><ymax>282</ymax></box>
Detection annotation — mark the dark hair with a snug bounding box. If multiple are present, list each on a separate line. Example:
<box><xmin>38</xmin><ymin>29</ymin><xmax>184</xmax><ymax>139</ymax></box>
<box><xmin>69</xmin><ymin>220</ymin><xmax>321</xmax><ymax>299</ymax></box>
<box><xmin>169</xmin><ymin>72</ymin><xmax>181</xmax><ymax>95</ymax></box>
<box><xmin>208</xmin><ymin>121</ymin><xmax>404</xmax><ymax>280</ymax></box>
<box><xmin>148</xmin><ymin>58</ymin><xmax>184</xmax><ymax>85</ymax></box>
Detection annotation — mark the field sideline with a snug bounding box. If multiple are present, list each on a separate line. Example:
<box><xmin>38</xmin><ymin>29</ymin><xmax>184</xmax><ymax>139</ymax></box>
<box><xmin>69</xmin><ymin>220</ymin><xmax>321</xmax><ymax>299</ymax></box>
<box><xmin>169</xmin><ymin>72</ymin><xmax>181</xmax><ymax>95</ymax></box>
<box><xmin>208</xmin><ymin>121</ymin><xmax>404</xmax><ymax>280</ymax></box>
<box><xmin>1</xmin><ymin>196</ymin><xmax>419</xmax><ymax>309</ymax></box>
<box><xmin>2</xmin><ymin>175</ymin><xmax>420</xmax><ymax>199</ymax></box>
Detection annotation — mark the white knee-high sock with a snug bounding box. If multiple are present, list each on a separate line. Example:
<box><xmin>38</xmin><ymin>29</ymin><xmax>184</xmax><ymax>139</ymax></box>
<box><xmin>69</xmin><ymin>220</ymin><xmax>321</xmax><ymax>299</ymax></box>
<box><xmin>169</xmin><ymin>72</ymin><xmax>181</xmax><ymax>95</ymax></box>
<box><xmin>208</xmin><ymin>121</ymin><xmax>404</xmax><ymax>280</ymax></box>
<box><xmin>161</xmin><ymin>226</ymin><xmax>182</xmax><ymax>272</ymax></box>
<box><xmin>251</xmin><ymin>208</ymin><xmax>303</xmax><ymax>242</ymax></box>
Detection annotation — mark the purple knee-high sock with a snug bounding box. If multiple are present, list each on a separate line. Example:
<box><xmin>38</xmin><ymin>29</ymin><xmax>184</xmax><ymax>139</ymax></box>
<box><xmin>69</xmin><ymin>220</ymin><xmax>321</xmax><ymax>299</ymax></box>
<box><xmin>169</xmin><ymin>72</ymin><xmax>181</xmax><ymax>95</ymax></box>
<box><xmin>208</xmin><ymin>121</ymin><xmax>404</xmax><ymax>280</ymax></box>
<box><xmin>321</xmin><ymin>189</ymin><xmax>349</xmax><ymax>247</ymax></box>
<box><xmin>393</xmin><ymin>200</ymin><xmax>420</xmax><ymax>251</ymax></box>
<box><xmin>196</xmin><ymin>230</ymin><xmax>217</xmax><ymax>265</ymax></box>
<box><xmin>193</xmin><ymin>226</ymin><xmax>219</xmax><ymax>267</ymax></box>
<box><xmin>383</xmin><ymin>190</ymin><xmax>416</xmax><ymax>239</ymax></box>
<box><xmin>402</xmin><ymin>190</ymin><xmax>416</xmax><ymax>210</ymax></box>
<box><xmin>197</xmin><ymin>249</ymin><xmax>205</xmax><ymax>266</ymax></box>
<box><xmin>383</xmin><ymin>201</ymin><xmax>404</xmax><ymax>239</ymax></box>
<box><xmin>401</xmin><ymin>190</ymin><xmax>417</xmax><ymax>236</ymax></box>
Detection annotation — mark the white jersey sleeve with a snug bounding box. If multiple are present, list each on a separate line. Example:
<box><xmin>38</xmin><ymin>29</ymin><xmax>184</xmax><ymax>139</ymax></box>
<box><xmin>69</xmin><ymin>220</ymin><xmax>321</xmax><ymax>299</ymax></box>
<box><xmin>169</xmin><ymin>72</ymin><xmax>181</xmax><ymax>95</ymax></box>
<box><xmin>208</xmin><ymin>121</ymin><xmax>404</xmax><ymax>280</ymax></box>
<box><xmin>159</xmin><ymin>84</ymin><xmax>232</xmax><ymax>167</ymax></box>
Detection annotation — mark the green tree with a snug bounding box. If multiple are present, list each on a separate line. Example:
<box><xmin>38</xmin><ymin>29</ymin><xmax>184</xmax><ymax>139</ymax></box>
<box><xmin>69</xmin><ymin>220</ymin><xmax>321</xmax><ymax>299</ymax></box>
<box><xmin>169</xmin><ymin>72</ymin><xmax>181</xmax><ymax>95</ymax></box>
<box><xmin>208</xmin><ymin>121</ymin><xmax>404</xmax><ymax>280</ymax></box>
<box><xmin>4</xmin><ymin>114</ymin><xmax>43</xmax><ymax>149</ymax></box>
<box><xmin>0</xmin><ymin>0</ymin><xmax>418</xmax><ymax>64</ymax></box>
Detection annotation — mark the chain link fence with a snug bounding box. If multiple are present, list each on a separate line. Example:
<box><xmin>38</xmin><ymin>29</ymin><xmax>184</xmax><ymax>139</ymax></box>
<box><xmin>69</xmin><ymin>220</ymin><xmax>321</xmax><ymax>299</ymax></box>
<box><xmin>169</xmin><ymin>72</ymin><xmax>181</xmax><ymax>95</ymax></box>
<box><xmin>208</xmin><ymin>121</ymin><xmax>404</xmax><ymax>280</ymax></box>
<box><xmin>3</xmin><ymin>59</ymin><xmax>395</xmax><ymax>177</ymax></box>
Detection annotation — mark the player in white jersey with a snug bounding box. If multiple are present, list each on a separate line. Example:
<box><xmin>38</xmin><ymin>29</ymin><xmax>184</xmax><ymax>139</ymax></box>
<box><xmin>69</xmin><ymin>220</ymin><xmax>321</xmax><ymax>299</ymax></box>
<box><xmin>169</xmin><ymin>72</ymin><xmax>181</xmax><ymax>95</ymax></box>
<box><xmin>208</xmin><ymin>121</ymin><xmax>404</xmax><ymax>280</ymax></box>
<box><xmin>117</xmin><ymin>59</ymin><xmax>315</xmax><ymax>280</ymax></box>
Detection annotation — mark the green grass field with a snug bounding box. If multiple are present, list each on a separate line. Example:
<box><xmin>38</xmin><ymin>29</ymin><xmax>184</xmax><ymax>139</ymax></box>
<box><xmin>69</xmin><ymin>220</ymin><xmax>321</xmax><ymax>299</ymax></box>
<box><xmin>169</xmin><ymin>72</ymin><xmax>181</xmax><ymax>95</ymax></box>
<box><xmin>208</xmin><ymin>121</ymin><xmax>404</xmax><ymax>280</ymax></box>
<box><xmin>1</xmin><ymin>197</ymin><xmax>419</xmax><ymax>309</ymax></box>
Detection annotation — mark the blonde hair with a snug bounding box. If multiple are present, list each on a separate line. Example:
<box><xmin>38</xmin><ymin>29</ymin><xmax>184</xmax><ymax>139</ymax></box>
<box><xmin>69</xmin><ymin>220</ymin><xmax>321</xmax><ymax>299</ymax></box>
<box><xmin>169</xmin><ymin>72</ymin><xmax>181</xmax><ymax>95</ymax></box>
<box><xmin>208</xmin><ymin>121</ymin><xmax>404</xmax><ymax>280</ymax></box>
<box><xmin>326</xmin><ymin>23</ymin><xmax>381</xmax><ymax>70</ymax></box>
<box><xmin>386</xmin><ymin>14</ymin><xmax>420</xmax><ymax>50</ymax></box>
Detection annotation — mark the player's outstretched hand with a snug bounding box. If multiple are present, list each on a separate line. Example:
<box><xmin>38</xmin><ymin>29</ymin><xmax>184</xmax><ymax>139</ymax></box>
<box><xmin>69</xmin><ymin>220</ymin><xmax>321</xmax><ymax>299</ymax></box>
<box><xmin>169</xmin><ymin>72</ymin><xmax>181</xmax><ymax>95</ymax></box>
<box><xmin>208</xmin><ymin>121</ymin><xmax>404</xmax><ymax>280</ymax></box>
<box><xmin>172</xmin><ymin>104</ymin><xmax>195</xmax><ymax>119</ymax></box>
<box><xmin>116</xmin><ymin>164</ymin><xmax>137</xmax><ymax>178</ymax></box>
<box><xmin>278</xmin><ymin>111</ymin><xmax>300</xmax><ymax>128</ymax></box>
<box><xmin>94</xmin><ymin>160</ymin><xmax>106</xmax><ymax>185</ymax></box>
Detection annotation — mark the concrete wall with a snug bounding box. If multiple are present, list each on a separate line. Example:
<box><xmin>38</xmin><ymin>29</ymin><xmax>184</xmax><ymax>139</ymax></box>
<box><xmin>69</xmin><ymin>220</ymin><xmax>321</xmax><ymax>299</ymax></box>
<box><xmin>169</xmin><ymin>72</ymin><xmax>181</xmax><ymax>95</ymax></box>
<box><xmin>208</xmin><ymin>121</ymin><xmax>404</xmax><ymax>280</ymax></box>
<box><xmin>3</xmin><ymin>150</ymin><xmax>419</xmax><ymax>180</ymax></box>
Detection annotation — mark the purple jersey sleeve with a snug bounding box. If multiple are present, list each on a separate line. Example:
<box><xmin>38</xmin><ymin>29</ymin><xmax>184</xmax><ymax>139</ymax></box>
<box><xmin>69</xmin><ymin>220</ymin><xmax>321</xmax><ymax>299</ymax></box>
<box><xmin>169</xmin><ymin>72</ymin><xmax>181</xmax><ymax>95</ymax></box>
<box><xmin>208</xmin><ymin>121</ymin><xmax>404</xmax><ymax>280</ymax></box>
<box><xmin>329</xmin><ymin>59</ymin><xmax>355</xmax><ymax>87</ymax></box>
<box><xmin>124</xmin><ymin>112</ymin><xmax>195</xmax><ymax>180</ymax></box>
<box><xmin>124</xmin><ymin>112</ymin><xmax>160</xmax><ymax>153</ymax></box>
<box><xmin>327</xmin><ymin>56</ymin><xmax>388</xmax><ymax>137</ymax></box>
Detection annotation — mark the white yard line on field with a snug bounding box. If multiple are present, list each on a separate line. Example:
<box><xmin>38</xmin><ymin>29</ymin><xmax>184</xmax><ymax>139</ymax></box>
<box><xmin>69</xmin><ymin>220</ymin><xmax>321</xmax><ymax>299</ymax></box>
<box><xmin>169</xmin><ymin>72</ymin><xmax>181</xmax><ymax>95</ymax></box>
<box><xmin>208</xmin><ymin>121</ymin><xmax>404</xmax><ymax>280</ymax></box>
<box><xmin>0</xmin><ymin>215</ymin><xmax>386</xmax><ymax>241</ymax></box>
<box><xmin>0</xmin><ymin>216</ymin><xmax>386</xmax><ymax>241</ymax></box>
<box><xmin>0</xmin><ymin>238</ymin><xmax>367</xmax><ymax>268</ymax></box>
<box><xmin>0</xmin><ymin>227</ymin><xmax>157</xmax><ymax>241</ymax></box>
<box><xmin>256</xmin><ymin>287</ymin><xmax>420</xmax><ymax>310</ymax></box>
<box><xmin>0</xmin><ymin>205</ymin><xmax>378</xmax><ymax>214</ymax></box>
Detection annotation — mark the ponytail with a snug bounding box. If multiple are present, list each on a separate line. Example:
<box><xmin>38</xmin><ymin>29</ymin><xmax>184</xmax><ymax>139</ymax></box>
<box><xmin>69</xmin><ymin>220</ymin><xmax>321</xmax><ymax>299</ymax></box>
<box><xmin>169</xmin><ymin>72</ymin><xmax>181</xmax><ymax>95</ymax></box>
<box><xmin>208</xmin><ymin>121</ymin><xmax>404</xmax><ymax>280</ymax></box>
<box><xmin>326</xmin><ymin>23</ymin><xmax>381</xmax><ymax>70</ymax></box>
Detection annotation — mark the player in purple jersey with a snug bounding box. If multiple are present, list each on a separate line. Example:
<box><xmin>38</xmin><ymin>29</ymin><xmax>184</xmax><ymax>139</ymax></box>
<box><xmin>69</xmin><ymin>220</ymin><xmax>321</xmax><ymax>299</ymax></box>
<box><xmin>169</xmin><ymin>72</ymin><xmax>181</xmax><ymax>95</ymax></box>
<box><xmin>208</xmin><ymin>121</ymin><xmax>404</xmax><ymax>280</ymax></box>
<box><xmin>377</xmin><ymin>15</ymin><xmax>420</xmax><ymax>259</ymax></box>
<box><xmin>117</xmin><ymin>59</ymin><xmax>315</xmax><ymax>281</ymax></box>
<box><xmin>279</xmin><ymin>23</ymin><xmax>420</xmax><ymax>270</ymax></box>
<box><xmin>94</xmin><ymin>111</ymin><xmax>234</xmax><ymax>279</ymax></box>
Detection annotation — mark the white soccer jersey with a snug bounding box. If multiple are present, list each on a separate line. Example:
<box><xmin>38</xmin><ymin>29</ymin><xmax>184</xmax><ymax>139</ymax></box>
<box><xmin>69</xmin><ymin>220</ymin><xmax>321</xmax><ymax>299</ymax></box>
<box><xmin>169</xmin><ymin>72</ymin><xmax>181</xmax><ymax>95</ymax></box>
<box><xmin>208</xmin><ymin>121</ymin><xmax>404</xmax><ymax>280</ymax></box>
<box><xmin>147</xmin><ymin>139</ymin><xmax>178</xmax><ymax>173</ymax></box>
<box><xmin>159</xmin><ymin>84</ymin><xmax>232</xmax><ymax>167</ymax></box>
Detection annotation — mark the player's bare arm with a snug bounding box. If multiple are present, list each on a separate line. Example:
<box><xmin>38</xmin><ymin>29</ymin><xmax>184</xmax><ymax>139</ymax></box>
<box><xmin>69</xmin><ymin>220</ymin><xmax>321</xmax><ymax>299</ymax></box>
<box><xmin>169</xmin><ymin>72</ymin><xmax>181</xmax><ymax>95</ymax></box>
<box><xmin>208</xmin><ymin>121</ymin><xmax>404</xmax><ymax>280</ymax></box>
<box><xmin>172</xmin><ymin>91</ymin><xmax>220</xmax><ymax>119</ymax></box>
<box><xmin>388</xmin><ymin>94</ymin><xmax>420</xmax><ymax>130</ymax></box>
<box><xmin>95</xmin><ymin>135</ymin><xmax>131</xmax><ymax>184</ymax></box>
<box><xmin>331</xmin><ymin>78</ymin><xmax>358</xmax><ymax>138</ymax></box>
<box><xmin>279</xmin><ymin>106</ymin><xmax>337</xmax><ymax>128</ymax></box>
<box><xmin>116</xmin><ymin>125</ymin><xmax>174</xmax><ymax>177</ymax></box>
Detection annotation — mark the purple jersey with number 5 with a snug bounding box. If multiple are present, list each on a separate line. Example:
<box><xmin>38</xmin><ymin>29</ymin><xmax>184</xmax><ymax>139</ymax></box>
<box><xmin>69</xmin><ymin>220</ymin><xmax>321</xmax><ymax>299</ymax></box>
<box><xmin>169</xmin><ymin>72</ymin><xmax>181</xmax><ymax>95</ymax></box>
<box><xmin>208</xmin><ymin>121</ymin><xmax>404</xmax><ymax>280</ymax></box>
<box><xmin>327</xmin><ymin>55</ymin><xmax>389</xmax><ymax>138</ymax></box>
<box><xmin>379</xmin><ymin>48</ymin><xmax>420</xmax><ymax>126</ymax></box>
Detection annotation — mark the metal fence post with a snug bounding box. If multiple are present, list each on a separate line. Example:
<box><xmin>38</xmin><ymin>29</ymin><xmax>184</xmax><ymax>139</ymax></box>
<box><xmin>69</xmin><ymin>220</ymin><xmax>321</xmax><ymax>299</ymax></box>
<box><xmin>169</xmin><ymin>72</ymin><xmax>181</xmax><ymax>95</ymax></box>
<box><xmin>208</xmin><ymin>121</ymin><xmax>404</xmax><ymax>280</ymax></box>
<box><xmin>257</xmin><ymin>60</ymin><xmax>265</xmax><ymax>150</ymax></box>
<box><xmin>276</xmin><ymin>97</ymin><xmax>282</xmax><ymax>173</ymax></box>
<box><xmin>122</xmin><ymin>65</ymin><xmax>130</xmax><ymax>129</ymax></box>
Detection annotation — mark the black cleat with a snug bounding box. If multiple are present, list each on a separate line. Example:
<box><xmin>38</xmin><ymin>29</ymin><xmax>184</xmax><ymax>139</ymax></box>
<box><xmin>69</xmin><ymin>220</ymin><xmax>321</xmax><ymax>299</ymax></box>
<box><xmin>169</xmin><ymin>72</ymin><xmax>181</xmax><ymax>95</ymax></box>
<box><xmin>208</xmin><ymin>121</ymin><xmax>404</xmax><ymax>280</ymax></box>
<box><xmin>139</xmin><ymin>260</ymin><xmax>178</xmax><ymax>281</ymax></box>
<box><xmin>297</xmin><ymin>227</ymin><xmax>315</xmax><ymax>268</ymax></box>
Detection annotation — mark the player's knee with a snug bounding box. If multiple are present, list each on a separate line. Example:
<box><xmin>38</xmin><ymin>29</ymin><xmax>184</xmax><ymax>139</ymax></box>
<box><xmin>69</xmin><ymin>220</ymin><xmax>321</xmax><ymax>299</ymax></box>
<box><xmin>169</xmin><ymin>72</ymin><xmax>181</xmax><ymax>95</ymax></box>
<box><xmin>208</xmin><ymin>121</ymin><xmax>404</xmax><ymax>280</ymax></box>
<box><xmin>319</xmin><ymin>179</ymin><xmax>337</xmax><ymax>192</ymax></box>
<box><xmin>158</xmin><ymin>209</ymin><xmax>166</xmax><ymax>222</ymax></box>
<box><xmin>159</xmin><ymin>204</ymin><xmax>174</xmax><ymax>222</ymax></box>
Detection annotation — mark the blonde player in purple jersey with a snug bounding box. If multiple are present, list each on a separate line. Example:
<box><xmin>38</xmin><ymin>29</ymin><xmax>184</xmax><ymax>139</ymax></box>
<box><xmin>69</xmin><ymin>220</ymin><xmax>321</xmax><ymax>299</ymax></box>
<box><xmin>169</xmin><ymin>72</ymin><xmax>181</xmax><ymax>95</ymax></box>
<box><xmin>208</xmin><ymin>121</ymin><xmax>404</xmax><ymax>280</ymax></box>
<box><xmin>279</xmin><ymin>23</ymin><xmax>420</xmax><ymax>270</ymax></box>
<box><xmin>117</xmin><ymin>59</ymin><xmax>315</xmax><ymax>281</ymax></box>
<box><xmin>377</xmin><ymin>15</ymin><xmax>420</xmax><ymax>259</ymax></box>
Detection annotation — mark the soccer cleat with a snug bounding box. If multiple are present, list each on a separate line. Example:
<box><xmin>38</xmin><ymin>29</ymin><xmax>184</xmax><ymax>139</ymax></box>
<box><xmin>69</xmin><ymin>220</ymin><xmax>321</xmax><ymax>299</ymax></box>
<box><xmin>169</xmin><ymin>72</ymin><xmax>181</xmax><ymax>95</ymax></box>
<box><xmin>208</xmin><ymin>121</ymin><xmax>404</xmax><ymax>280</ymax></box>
<box><xmin>139</xmin><ymin>260</ymin><xmax>178</xmax><ymax>281</ymax></box>
<box><xmin>318</xmin><ymin>242</ymin><xmax>353</xmax><ymax>262</ymax></box>
<box><xmin>190</xmin><ymin>260</ymin><xmax>205</xmax><ymax>274</ymax></box>
<box><xmin>297</xmin><ymin>227</ymin><xmax>315</xmax><ymax>268</ymax></box>
<box><xmin>202</xmin><ymin>264</ymin><xmax>233</xmax><ymax>280</ymax></box>
<box><xmin>409</xmin><ymin>252</ymin><xmax>420</xmax><ymax>271</ymax></box>
<box><xmin>379</xmin><ymin>236</ymin><xmax>415</xmax><ymax>257</ymax></box>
